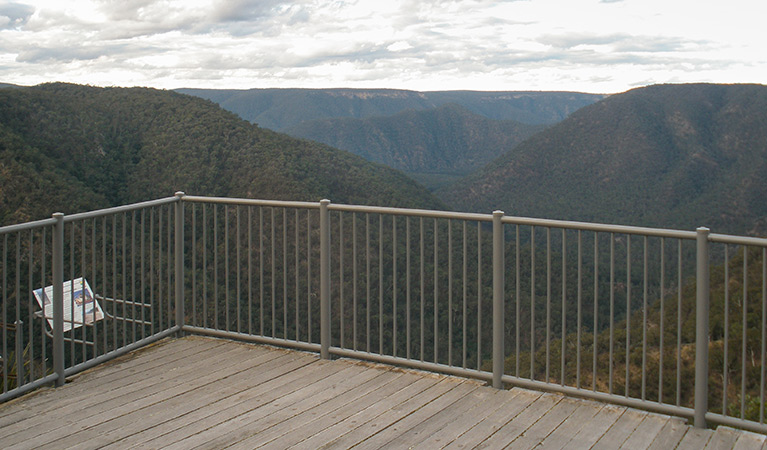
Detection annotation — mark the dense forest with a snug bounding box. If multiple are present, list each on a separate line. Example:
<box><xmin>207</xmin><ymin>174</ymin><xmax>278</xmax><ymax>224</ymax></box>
<box><xmin>0</xmin><ymin>83</ymin><xmax>444</xmax><ymax>225</ymax></box>
<box><xmin>439</xmin><ymin>83</ymin><xmax>767</xmax><ymax>237</ymax></box>
<box><xmin>285</xmin><ymin>104</ymin><xmax>544</xmax><ymax>190</ymax></box>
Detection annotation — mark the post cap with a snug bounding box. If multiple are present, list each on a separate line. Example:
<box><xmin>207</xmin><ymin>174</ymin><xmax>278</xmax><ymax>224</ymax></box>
<box><xmin>174</xmin><ymin>191</ymin><xmax>186</xmax><ymax>198</ymax></box>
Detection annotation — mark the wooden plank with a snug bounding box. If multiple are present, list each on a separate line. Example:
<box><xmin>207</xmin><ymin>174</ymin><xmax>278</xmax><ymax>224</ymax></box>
<box><xmin>676</xmin><ymin>426</ymin><xmax>714</xmax><ymax>450</ymax></box>
<box><xmin>0</xmin><ymin>337</ymin><xmax>221</xmax><ymax>425</ymax></box>
<box><xmin>620</xmin><ymin>413</ymin><xmax>672</xmax><ymax>449</ymax></box>
<box><xmin>111</xmin><ymin>353</ymin><xmax>325</xmax><ymax>449</ymax></box>
<box><xmin>372</xmin><ymin>382</ymin><xmax>494</xmax><ymax>449</ymax></box>
<box><xmin>442</xmin><ymin>388</ymin><xmax>543</xmax><ymax>450</ymax></box>
<box><xmin>3</xmin><ymin>342</ymin><xmax>262</xmax><ymax>449</ymax></box>
<box><xmin>256</xmin><ymin>370</ymin><xmax>412</xmax><ymax>449</ymax></box>
<box><xmin>705</xmin><ymin>427</ymin><xmax>745</xmax><ymax>450</ymax></box>
<box><xmin>503</xmin><ymin>396</ymin><xmax>582</xmax><ymax>450</ymax></box>
<box><xmin>732</xmin><ymin>430</ymin><xmax>767</xmax><ymax>450</ymax></box>
<box><xmin>472</xmin><ymin>392</ymin><xmax>564</xmax><ymax>449</ymax></box>
<box><xmin>590</xmin><ymin>408</ymin><xmax>648</xmax><ymax>449</ymax></box>
<box><xmin>290</xmin><ymin>374</ymin><xmax>442</xmax><ymax>449</ymax></box>
<box><xmin>334</xmin><ymin>379</ymin><xmax>480</xmax><ymax>449</ymax></box>
<box><xmin>66</xmin><ymin>351</ymin><xmax>316</xmax><ymax>449</ymax></box>
<box><xmin>645</xmin><ymin>417</ymin><xmax>690</xmax><ymax>450</ymax></box>
<box><xmin>3</xmin><ymin>340</ymin><xmax>255</xmax><ymax>446</ymax></box>
<box><xmin>560</xmin><ymin>404</ymin><xmax>624</xmax><ymax>449</ymax></box>
<box><xmin>4</xmin><ymin>338</ymin><xmax>767</xmax><ymax>450</ymax></box>
<box><xmin>207</xmin><ymin>362</ymin><xmax>390</xmax><ymax>449</ymax></box>
<box><xmin>416</xmin><ymin>389</ymin><xmax>519</xmax><ymax>448</ymax></box>
<box><xmin>227</xmin><ymin>369</ymin><xmax>403</xmax><ymax>449</ymax></box>
<box><xmin>318</xmin><ymin>377</ymin><xmax>462</xmax><ymax>449</ymax></box>
<box><xmin>533</xmin><ymin>399</ymin><xmax>604</xmax><ymax>450</ymax></box>
<box><xmin>159</xmin><ymin>362</ymin><xmax>368</xmax><ymax>450</ymax></box>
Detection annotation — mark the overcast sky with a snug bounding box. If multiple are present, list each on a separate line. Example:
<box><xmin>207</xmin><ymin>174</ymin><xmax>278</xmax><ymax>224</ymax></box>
<box><xmin>1</xmin><ymin>0</ymin><xmax>764</xmax><ymax>94</ymax></box>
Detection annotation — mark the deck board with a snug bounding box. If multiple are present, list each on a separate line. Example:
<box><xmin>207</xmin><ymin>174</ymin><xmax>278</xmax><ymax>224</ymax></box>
<box><xmin>0</xmin><ymin>336</ymin><xmax>764</xmax><ymax>450</ymax></box>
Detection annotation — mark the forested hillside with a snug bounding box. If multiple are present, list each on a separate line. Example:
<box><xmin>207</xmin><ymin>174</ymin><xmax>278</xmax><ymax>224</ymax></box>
<box><xmin>439</xmin><ymin>83</ymin><xmax>767</xmax><ymax>236</ymax></box>
<box><xmin>0</xmin><ymin>83</ymin><xmax>444</xmax><ymax>225</ymax></box>
<box><xmin>176</xmin><ymin>88</ymin><xmax>605</xmax><ymax>131</ymax></box>
<box><xmin>286</xmin><ymin>104</ymin><xmax>544</xmax><ymax>189</ymax></box>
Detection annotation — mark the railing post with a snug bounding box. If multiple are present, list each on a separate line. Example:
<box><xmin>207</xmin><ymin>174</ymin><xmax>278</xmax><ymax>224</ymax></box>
<box><xmin>174</xmin><ymin>192</ymin><xmax>185</xmax><ymax>334</ymax></box>
<box><xmin>694</xmin><ymin>226</ymin><xmax>710</xmax><ymax>428</ymax></box>
<box><xmin>52</xmin><ymin>212</ymin><xmax>65</xmax><ymax>387</ymax></box>
<box><xmin>492</xmin><ymin>210</ymin><xmax>505</xmax><ymax>389</ymax></box>
<box><xmin>320</xmin><ymin>199</ymin><xmax>331</xmax><ymax>359</ymax></box>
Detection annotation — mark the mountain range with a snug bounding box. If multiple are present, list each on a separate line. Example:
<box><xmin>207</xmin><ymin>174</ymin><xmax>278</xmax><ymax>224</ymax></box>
<box><xmin>175</xmin><ymin>88</ymin><xmax>605</xmax><ymax>131</ymax></box>
<box><xmin>0</xmin><ymin>83</ymin><xmax>443</xmax><ymax>225</ymax></box>
<box><xmin>285</xmin><ymin>103</ymin><xmax>545</xmax><ymax>189</ymax></box>
<box><xmin>437</xmin><ymin>83</ymin><xmax>767</xmax><ymax>235</ymax></box>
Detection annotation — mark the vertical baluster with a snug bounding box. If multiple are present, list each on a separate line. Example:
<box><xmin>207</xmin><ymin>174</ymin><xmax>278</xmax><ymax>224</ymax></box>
<box><xmin>393</xmin><ymin>216</ymin><xmax>397</xmax><ymax>357</ymax></box>
<box><xmin>593</xmin><ymin>232</ymin><xmax>599</xmax><ymax>392</ymax></box>
<box><xmin>434</xmin><ymin>218</ymin><xmax>439</xmax><ymax>363</ymax></box>
<box><xmin>609</xmin><ymin>233</ymin><xmax>615</xmax><ymax>395</ymax></box>
<box><xmin>561</xmin><ymin>229</ymin><xmax>566</xmax><ymax>385</ymax></box>
<box><xmin>353</xmin><ymin>213</ymin><xmax>358</xmax><ymax>351</ymax></box>
<box><xmin>741</xmin><ymin>245</ymin><xmax>748</xmax><ymax>419</ymax></box>
<box><xmin>530</xmin><ymin>226</ymin><xmax>535</xmax><ymax>379</ymax></box>
<box><xmin>295</xmin><ymin>209</ymin><xmax>300</xmax><ymax>341</ymax></box>
<box><xmin>448</xmin><ymin>220</ymin><xmax>452</xmax><ymax>366</ymax></box>
<box><xmin>642</xmin><ymin>236</ymin><xmax>647</xmax><ymax>400</ymax></box>
<box><xmin>515</xmin><ymin>225</ymin><xmax>520</xmax><ymax>377</ymax></box>
<box><xmin>236</xmin><ymin>206</ymin><xmax>241</xmax><ymax>334</ymax></box>
<box><xmin>366</xmin><ymin>213</ymin><xmax>370</xmax><ymax>353</ymax></box>
<box><xmin>339</xmin><ymin>211</ymin><xmax>344</xmax><ymax>348</ymax></box>
<box><xmin>420</xmin><ymin>217</ymin><xmax>425</xmax><ymax>362</ymax></box>
<box><xmin>626</xmin><ymin>234</ymin><xmax>631</xmax><ymax>398</ymax></box>
<box><xmin>407</xmin><ymin>217</ymin><xmax>412</xmax><ymax>360</ymax></box>
<box><xmin>659</xmin><ymin>238</ymin><xmax>665</xmax><ymax>403</ymax></box>
<box><xmin>477</xmin><ymin>221</ymin><xmax>482</xmax><ymax>371</ymax></box>
<box><xmin>577</xmin><ymin>230</ymin><xmax>582</xmax><ymax>389</ymax></box>
<box><xmin>462</xmin><ymin>221</ymin><xmax>467</xmax><ymax>369</ymax></box>
<box><xmin>546</xmin><ymin>228</ymin><xmax>551</xmax><ymax>382</ymax></box>
<box><xmin>677</xmin><ymin>240</ymin><xmax>682</xmax><ymax>406</ymax></box>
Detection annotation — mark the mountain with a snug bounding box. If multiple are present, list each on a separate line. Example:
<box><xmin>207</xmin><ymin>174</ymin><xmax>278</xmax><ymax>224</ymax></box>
<box><xmin>286</xmin><ymin>103</ymin><xmax>545</xmax><ymax>190</ymax></box>
<box><xmin>438</xmin><ymin>83</ymin><xmax>767</xmax><ymax>236</ymax></box>
<box><xmin>175</xmin><ymin>88</ymin><xmax>606</xmax><ymax>131</ymax></box>
<box><xmin>0</xmin><ymin>83</ymin><xmax>444</xmax><ymax>225</ymax></box>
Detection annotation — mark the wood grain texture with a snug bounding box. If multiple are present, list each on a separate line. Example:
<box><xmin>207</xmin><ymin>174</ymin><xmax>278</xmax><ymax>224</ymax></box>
<box><xmin>0</xmin><ymin>336</ymin><xmax>763</xmax><ymax>450</ymax></box>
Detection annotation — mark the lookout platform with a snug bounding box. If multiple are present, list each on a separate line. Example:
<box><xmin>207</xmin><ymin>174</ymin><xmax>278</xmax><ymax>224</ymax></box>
<box><xmin>1</xmin><ymin>336</ymin><xmax>765</xmax><ymax>449</ymax></box>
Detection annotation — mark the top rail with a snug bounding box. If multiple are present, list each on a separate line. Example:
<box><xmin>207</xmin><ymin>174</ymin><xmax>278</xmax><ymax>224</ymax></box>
<box><xmin>328</xmin><ymin>203</ymin><xmax>492</xmax><ymax>222</ymax></box>
<box><xmin>501</xmin><ymin>215</ymin><xmax>698</xmax><ymax>239</ymax></box>
<box><xmin>182</xmin><ymin>195</ymin><xmax>320</xmax><ymax>210</ymax></box>
<box><xmin>63</xmin><ymin>196</ymin><xmax>180</xmax><ymax>222</ymax></box>
<box><xmin>0</xmin><ymin>217</ymin><xmax>57</xmax><ymax>235</ymax></box>
<box><xmin>709</xmin><ymin>232</ymin><xmax>767</xmax><ymax>247</ymax></box>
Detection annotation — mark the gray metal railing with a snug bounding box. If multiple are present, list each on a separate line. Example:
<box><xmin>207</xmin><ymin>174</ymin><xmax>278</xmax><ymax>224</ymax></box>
<box><xmin>2</xmin><ymin>193</ymin><xmax>766</xmax><ymax>434</ymax></box>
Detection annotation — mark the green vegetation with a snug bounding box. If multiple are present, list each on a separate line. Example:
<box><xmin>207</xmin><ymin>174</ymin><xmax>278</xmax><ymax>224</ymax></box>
<box><xmin>285</xmin><ymin>104</ymin><xmax>544</xmax><ymax>186</ymax></box>
<box><xmin>439</xmin><ymin>83</ymin><xmax>767</xmax><ymax>237</ymax></box>
<box><xmin>0</xmin><ymin>83</ymin><xmax>445</xmax><ymax>225</ymax></box>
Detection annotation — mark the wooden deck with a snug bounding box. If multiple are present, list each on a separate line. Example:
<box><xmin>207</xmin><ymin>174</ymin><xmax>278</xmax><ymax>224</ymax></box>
<box><xmin>1</xmin><ymin>336</ymin><xmax>765</xmax><ymax>449</ymax></box>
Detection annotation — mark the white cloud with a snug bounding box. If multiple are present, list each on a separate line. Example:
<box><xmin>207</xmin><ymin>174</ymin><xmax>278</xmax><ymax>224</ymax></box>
<box><xmin>0</xmin><ymin>0</ymin><xmax>764</xmax><ymax>92</ymax></box>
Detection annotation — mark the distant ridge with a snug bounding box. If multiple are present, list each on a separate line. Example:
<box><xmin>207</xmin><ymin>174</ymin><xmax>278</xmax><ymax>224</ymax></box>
<box><xmin>286</xmin><ymin>103</ymin><xmax>545</xmax><ymax>189</ymax></box>
<box><xmin>438</xmin><ymin>83</ymin><xmax>767</xmax><ymax>236</ymax></box>
<box><xmin>175</xmin><ymin>87</ymin><xmax>606</xmax><ymax>131</ymax></box>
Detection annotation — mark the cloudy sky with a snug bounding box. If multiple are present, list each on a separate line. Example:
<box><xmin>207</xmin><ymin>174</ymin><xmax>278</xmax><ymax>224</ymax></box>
<box><xmin>0</xmin><ymin>0</ymin><xmax>764</xmax><ymax>93</ymax></box>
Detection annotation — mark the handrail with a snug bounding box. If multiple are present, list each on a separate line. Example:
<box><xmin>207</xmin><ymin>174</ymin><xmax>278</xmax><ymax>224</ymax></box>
<box><xmin>3</xmin><ymin>193</ymin><xmax>767</xmax><ymax>434</ymax></box>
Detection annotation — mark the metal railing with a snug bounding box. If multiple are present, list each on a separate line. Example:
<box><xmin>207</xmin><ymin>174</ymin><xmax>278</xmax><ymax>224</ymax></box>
<box><xmin>2</xmin><ymin>193</ymin><xmax>766</xmax><ymax>434</ymax></box>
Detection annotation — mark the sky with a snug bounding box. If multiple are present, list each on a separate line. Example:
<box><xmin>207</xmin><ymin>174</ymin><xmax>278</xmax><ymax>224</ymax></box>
<box><xmin>0</xmin><ymin>0</ymin><xmax>764</xmax><ymax>94</ymax></box>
